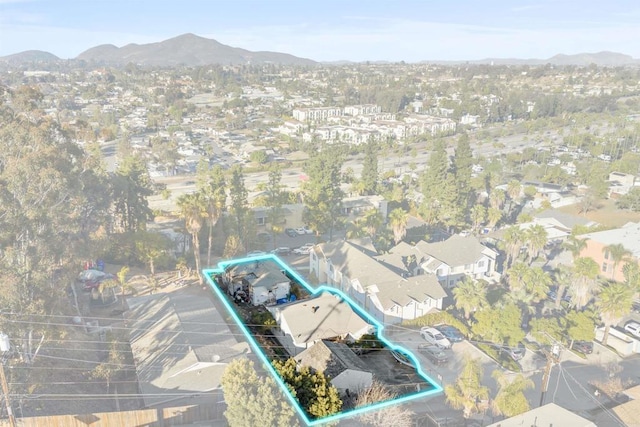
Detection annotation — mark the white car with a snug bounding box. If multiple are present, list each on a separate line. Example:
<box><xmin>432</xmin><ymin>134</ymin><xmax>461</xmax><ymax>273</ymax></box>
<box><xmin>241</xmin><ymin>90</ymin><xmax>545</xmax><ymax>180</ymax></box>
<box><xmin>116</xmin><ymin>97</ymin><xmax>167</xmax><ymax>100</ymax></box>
<box><xmin>295</xmin><ymin>226</ymin><xmax>314</xmax><ymax>235</ymax></box>
<box><xmin>420</xmin><ymin>327</ymin><xmax>452</xmax><ymax>349</ymax></box>
<box><xmin>293</xmin><ymin>243</ymin><xmax>314</xmax><ymax>255</ymax></box>
<box><xmin>624</xmin><ymin>321</ymin><xmax>640</xmax><ymax>338</ymax></box>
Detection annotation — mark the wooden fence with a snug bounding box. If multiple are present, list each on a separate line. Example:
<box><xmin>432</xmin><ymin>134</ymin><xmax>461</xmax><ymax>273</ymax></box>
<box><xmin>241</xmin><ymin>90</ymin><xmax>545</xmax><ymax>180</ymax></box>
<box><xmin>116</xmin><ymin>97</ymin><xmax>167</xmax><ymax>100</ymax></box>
<box><xmin>0</xmin><ymin>404</ymin><xmax>226</xmax><ymax>427</ymax></box>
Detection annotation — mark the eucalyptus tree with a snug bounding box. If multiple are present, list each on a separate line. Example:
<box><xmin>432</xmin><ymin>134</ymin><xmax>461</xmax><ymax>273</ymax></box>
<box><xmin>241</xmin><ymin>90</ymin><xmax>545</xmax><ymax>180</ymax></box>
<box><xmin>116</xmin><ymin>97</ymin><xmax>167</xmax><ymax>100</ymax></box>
<box><xmin>361</xmin><ymin>140</ymin><xmax>379</xmax><ymax>195</ymax></box>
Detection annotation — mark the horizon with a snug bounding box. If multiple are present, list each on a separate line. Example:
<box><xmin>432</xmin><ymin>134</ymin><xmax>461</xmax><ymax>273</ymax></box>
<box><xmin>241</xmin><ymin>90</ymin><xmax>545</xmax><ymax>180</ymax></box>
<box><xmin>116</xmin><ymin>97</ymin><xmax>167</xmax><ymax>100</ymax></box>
<box><xmin>1</xmin><ymin>0</ymin><xmax>639</xmax><ymax>62</ymax></box>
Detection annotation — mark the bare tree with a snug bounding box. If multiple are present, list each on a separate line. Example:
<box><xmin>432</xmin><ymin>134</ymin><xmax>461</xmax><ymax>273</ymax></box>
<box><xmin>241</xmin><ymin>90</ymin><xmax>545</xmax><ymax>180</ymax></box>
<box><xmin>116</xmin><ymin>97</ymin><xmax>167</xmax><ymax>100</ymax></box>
<box><xmin>355</xmin><ymin>381</ymin><xmax>414</xmax><ymax>427</ymax></box>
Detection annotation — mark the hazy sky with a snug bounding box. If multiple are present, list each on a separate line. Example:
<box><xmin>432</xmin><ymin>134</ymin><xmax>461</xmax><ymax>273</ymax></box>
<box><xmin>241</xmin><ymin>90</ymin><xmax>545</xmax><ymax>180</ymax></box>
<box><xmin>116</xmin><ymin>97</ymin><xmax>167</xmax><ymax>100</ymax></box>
<box><xmin>1</xmin><ymin>0</ymin><xmax>639</xmax><ymax>61</ymax></box>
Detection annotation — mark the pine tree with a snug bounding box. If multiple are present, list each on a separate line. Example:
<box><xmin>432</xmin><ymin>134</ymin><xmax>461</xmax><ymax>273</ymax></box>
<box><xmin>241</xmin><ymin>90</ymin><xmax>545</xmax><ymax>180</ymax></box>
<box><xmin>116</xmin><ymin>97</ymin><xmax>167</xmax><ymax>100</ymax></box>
<box><xmin>229</xmin><ymin>164</ymin><xmax>249</xmax><ymax>244</ymax></box>
<box><xmin>361</xmin><ymin>140</ymin><xmax>379</xmax><ymax>195</ymax></box>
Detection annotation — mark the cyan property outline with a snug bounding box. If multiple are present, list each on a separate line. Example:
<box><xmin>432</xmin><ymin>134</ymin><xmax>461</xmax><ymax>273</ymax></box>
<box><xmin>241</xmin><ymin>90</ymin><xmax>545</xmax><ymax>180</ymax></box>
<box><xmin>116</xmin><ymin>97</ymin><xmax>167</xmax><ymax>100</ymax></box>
<box><xmin>203</xmin><ymin>253</ymin><xmax>443</xmax><ymax>426</ymax></box>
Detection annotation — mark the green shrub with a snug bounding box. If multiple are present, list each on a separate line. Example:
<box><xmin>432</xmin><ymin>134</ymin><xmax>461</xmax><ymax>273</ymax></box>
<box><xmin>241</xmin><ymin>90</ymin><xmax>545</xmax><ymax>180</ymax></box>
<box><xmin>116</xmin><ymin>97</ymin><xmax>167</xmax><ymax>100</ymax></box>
<box><xmin>402</xmin><ymin>311</ymin><xmax>470</xmax><ymax>336</ymax></box>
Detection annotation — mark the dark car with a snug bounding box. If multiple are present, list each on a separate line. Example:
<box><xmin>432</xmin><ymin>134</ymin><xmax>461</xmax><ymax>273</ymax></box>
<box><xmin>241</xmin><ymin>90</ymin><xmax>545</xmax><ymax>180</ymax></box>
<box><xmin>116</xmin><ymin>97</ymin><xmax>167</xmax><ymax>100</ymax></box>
<box><xmin>435</xmin><ymin>325</ymin><xmax>464</xmax><ymax>343</ymax></box>
<box><xmin>271</xmin><ymin>247</ymin><xmax>291</xmax><ymax>256</ymax></box>
<box><xmin>418</xmin><ymin>344</ymin><xmax>449</xmax><ymax>365</ymax></box>
<box><xmin>285</xmin><ymin>228</ymin><xmax>297</xmax><ymax>237</ymax></box>
<box><xmin>571</xmin><ymin>340</ymin><xmax>593</xmax><ymax>355</ymax></box>
<box><xmin>503</xmin><ymin>343</ymin><xmax>526</xmax><ymax>361</ymax></box>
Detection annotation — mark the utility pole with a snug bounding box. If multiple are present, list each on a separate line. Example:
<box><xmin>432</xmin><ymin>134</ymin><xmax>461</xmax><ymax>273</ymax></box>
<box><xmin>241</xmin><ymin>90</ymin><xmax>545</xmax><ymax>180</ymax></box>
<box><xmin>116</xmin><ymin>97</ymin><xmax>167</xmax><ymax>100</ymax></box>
<box><xmin>0</xmin><ymin>363</ymin><xmax>16</xmax><ymax>427</ymax></box>
<box><xmin>539</xmin><ymin>341</ymin><xmax>561</xmax><ymax>407</ymax></box>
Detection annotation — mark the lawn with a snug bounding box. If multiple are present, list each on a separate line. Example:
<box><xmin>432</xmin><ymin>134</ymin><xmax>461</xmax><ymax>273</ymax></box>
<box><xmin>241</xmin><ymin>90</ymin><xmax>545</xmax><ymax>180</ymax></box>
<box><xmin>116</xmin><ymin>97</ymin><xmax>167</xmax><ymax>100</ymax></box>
<box><xmin>558</xmin><ymin>199</ymin><xmax>640</xmax><ymax>228</ymax></box>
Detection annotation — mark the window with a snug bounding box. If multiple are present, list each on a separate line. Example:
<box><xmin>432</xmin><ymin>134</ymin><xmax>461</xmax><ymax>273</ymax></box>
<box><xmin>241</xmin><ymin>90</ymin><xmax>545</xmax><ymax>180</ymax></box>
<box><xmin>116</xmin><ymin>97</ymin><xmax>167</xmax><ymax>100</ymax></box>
<box><xmin>604</xmin><ymin>251</ymin><xmax>610</xmax><ymax>260</ymax></box>
<box><xmin>602</xmin><ymin>263</ymin><xmax>608</xmax><ymax>273</ymax></box>
<box><xmin>478</xmin><ymin>260</ymin><xmax>485</xmax><ymax>268</ymax></box>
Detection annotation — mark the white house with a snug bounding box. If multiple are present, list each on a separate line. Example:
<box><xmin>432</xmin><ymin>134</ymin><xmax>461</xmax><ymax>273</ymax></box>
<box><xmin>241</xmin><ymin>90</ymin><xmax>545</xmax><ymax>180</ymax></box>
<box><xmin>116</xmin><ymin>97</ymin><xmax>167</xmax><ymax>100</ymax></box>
<box><xmin>310</xmin><ymin>239</ymin><xmax>447</xmax><ymax>324</ymax></box>
<box><xmin>225</xmin><ymin>261</ymin><xmax>291</xmax><ymax>306</ymax></box>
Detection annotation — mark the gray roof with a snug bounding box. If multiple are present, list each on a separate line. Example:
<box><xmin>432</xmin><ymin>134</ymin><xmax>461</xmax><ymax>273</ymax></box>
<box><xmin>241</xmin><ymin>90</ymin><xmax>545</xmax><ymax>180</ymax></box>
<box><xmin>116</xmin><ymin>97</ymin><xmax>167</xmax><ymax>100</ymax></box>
<box><xmin>274</xmin><ymin>292</ymin><xmax>372</xmax><ymax>345</ymax></box>
<box><xmin>581</xmin><ymin>221</ymin><xmax>640</xmax><ymax>258</ymax></box>
<box><xmin>226</xmin><ymin>260</ymin><xmax>289</xmax><ymax>290</ymax></box>
<box><xmin>414</xmin><ymin>234</ymin><xmax>496</xmax><ymax>267</ymax></box>
<box><xmin>534</xmin><ymin>209</ymin><xmax>598</xmax><ymax>229</ymax></box>
<box><xmin>486</xmin><ymin>403</ymin><xmax>595</xmax><ymax>427</ymax></box>
<box><xmin>126</xmin><ymin>289</ymin><xmax>249</xmax><ymax>407</ymax></box>
<box><xmin>295</xmin><ymin>340</ymin><xmax>370</xmax><ymax>379</ymax></box>
<box><xmin>316</xmin><ymin>240</ymin><xmax>446</xmax><ymax>310</ymax></box>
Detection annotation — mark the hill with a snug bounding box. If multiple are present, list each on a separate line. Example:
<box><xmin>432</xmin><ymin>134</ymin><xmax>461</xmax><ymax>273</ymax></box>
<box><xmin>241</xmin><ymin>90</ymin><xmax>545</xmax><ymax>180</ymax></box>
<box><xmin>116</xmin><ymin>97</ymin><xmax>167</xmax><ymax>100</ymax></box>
<box><xmin>0</xmin><ymin>50</ymin><xmax>60</xmax><ymax>65</ymax></box>
<box><xmin>76</xmin><ymin>33</ymin><xmax>316</xmax><ymax>66</ymax></box>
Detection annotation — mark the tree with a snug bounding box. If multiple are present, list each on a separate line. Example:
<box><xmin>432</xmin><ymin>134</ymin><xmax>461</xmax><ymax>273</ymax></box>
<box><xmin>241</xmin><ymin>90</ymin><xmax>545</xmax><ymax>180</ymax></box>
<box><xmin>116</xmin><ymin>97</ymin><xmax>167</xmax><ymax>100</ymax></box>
<box><xmin>361</xmin><ymin>140</ymin><xmax>379</xmax><ymax>195</ymax></box>
<box><xmin>486</xmin><ymin>207</ymin><xmax>503</xmax><ymax>230</ymax></box>
<box><xmin>452</xmin><ymin>277</ymin><xmax>488</xmax><ymax>319</ymax></box>
<box><xmin>616</xmin><ymin>186</ymin><xmax>640</xmax><ymax>211</ymax></box>
<box><xmin>355</xmin><ymin>381</ymin><xmax>414</xmax><ymax>427</ymax></box>
<box><xmin>503</xmin><ymin>226</ymin><xmax>525</xmax><ymax>268</ymax></box>
<box><xmin>472</xmin><ymin>303</ymin><xmax>525</xmax><ymax>346</ymax></box>
<box><xmin>598</xmin><ymin>282</ymin><xmax>633</xmax><ymax>346</ymax></box>
<box><xmin>420</xmin><ymin>139</ymin><xmax>460</xmax><ymax>228</ymax></box>
<box><xmin>91</xmin><ymin>333</ymin><xmax>126</xmax><ymax>391</ymax></box>
<box><xmin>221</xmin><ymin>358</ymin><xmax>299</xmax><ymax>427</ymax></box>
<box><xmin>302</xmin><ymin>145</ymin><xmax>345</xmax><ymax>241</ymax></box>
<box><xmin>111</xmin><ymin>155</ymin><xmax>154</xmax><ymax>233</ymax></box>
<box><xmin>444</xmin><ymin>357</ymin><xmax>489</xmax><ymax>419</ymax></box>
<box><xmin>197</xmin><ymin>163</ymin><xmax>226</xmax><ymax>266</ymax></box>
<box><xmin>491</xmin><ymin>371</ymin><xmax>533</xmax><ymax>418</ymax></box>
<box><xmin>562</xmin><ymin>234</ymin><xmax>587</xmax><ymax>258</ymax></box>
<box><xmin>134</xmin><ymin>230</ymin><xmax>170</xmax><ymax>277</ymax></box>
<box><xmin>523</xmin><ymin>224</ymin><xmax>547</xmax><ymax>264</ymax></box>
<box><xmin>566</xmin><ymin>309</ymin><xmax>596</xmax><ymax>345</ymax></box>
<box><xmin>452</xmin><ymin>134</ymin><xmax>474</xmax><ymax>207</ymax></box>
<box><xmin>177</xmin><ymin>192</ymin><xmax>206</xmax><ymax>284</ymax></box>
<box><xmin>553</xmin><ymin>266</ymin><xmax>572</xmax><ymax>309</ymax></box>
<box><xmin>570</xmin><ymin>257</ymin><xmax>601</xmax><ymax>310</ymax></box>
<box><xmin>603</xmin><ymin>243</ymin><xmax>632</xmax><ymax>281</ymax></box>
<box><xmin>249</xmin><ymin>150</ymin><xmax>268</xmax><ymax>164</ymax></box>
<box><xmin>470</xmin><ymin>205</ymin><xmax>487</xmax><ymax>232</ymax></box>
<box><xmin>489</xmin><ymin>189</ymin><xmax>506</xmax><ymax>211</ymax></box>
<box><xmin>623</xmin><ymin>262</ymin><xmax>640</xmax><ymax>292</ymax></box>
<box><xmin>224</xmin><ymin>234</ymin><xmax>245</xmax><ymax>258</ymax></box>
<box><xmin>229</xmin><ymin>164</ymin><xmax>249</xmax><ymax>244</ymax></box>
<box><xmin>266</xmin><ymin>166</ymin><xmax>286</xmax><ymax>247</ymax></box>
<box><xmin>388</xmin><ymin>208</ymin><xmax>409</xmax><ymax>245</ymax></box>
<box><xmin>272</xmin><ymin>358</ymin><xmax>342</xmax><ymax>419</ymax></box>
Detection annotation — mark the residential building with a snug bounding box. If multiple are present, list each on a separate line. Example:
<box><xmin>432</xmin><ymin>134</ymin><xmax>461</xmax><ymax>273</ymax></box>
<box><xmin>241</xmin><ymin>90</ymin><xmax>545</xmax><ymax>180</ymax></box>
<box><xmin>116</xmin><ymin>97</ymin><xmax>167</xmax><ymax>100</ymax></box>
<box><xmin>126</xmin><ymin>290</ymin><xmax>249</xmax><ymax>407</ymax></box>
<box><xmin>580</xmin><ymin>222</ymin><xmax>640</xmax><ymax>282</ymax></box>
<box><xmin>341</xmin><ymin>195</ymin><xmax>388</xmax><ymax>219</ymax></box>
<box><xmin>295</xmin><ymin>340</ymin><xmax>373</xmax><ymax>395</ymax></box>
<box><xmin>486</xmin><ymin>403</ymin><xmax>595</xmax><ymax>427</ymax></box>
<box><xmin>293</xmin><ymin>107</ymin><xmax>342</xmax><ymax>122</ymax></box>
<box><xmin>398</xmin><ymin>235</ymin><xmax>499</xmax><ymax>287</ymax></box>
<box><xmin>224</xmin><ymin>261</ymin><xmax>292</xmax><ymax>306</ymax></box>
<box><xmin>310</xmin><ymin>239</ymin><xmax>447</xmax><ymax>324</ymax></box>
<box><xmin>267</xmin><ymin>292</ymin><xmax>373</xmax><ymax>356</ymax></box>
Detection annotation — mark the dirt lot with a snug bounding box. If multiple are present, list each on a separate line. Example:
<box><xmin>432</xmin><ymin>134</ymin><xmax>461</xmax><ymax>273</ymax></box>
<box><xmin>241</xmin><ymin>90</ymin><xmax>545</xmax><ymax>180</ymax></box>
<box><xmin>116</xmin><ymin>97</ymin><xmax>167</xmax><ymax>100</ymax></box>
<box><xmin>559</xmin><ymin>199</ymin><xmax>640</xmax><ymax>227</ymax></box>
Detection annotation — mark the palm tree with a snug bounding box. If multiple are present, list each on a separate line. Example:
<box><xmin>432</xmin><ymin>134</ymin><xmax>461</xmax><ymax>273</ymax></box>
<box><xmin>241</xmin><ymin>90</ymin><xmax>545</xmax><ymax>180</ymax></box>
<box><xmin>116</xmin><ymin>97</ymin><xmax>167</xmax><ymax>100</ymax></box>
<box><xmin>452</xmin><ymin>277</ymin><xmax>488</xmax><ymax>319</ymax></box>
<box><xmin>487</xmin><ymin>207</ymin><xmax>502</xmax><ymax>230</ymax></box>
<box><xmin>361</xmin><ymin>208</ymin><xmax>383</xmax><ymax>238</ymax></box>
<box><xmin>506</xmin><ymin>262</ymin><xmax>530</xmax><ymax>293</ymax></box>
<box><xmin>177</xmin><ymin>192</ymin><xmax>207</xmax><ymax>284</ymax></box>
<box><xmin>562</xmin><ymin>234</ymin><xmax>587</xmax><ymax>258</ymax></box>
<box><xmin>603</xmin><ymin>243</ymin><xmax>632</xmax><ymax>281</ymax></box>
<box><xmin>97</xmin><ymin>278</ymin><xmax>119</xmax><ymax>305</ymax></box>
<box><xmin>199</xmin><ymin>167</ymin><xmax>226</xmax><ymax>266</ymax></box>
<box><xmin>524</xmin><ymin>266</ymin><xmax>553</xmax><ymax>303</ymax></box>
<box><xmin>115</xmin><ymin>266</ymin><xmax>136</xmax><ymax>309</ymax></box>
<box><xmin>470</xmin><ymin>204</ymin><xmax>487</xmax><ymax>232</ymax></box>
<box><xmin>598</xmin><ymin>282</ymin><xmax>633</xmax><ymax>346</ymax></box>
<box><xmin>507</xmin><ymin>180</ymin><xmax>522</xmax><ymax>202</ymax></box>
<box><xmin>523</xmin><ymin>224</ymin><xmax>547</xmax><ymax>264</ymax></box>
<box><xmin>623</xmin><ymin>262</ymin><xmax>640</xmax><ymax>293</ymax></box>
<box><xmin>571</xmin><ymin>257</ymin><xmax>601</xmax><ymax>310</ymax></box>
<box><xmin>503</xmin><ymin>226</ymin><xmax>525</xmax><ymax>268</ymax></box>
<box><xmin>489</xmin><ymin>189</ymin><xmax>506</xmax><ymax>210</ymax></box>
<box><xmin>553</xmin><ymin>265</ymin><xmax>572</xmax><ymax>309</ymax></box>
<box><xmin>388</xmin><ymin>208</ymin><xmax>409</xmax><ymax>245</ymax></box>
<box><xmin>445</xmin><ymin>357</ymin><xmax>489</xmax><ymax>419</ymax></box>
<box><xmin>491</xmin><ymin>371</ymin><xmax>534</xmax><ymax>418</ymax></box>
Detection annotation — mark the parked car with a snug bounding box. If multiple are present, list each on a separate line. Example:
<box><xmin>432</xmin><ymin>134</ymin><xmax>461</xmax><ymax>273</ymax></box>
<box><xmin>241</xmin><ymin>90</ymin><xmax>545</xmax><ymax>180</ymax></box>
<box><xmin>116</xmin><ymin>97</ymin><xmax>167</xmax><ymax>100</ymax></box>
<box><xmin>271</xmin><ymin>247</ymin><xmax>291</xmax><ymax>256</ymax></box>
<box><xmin>294</xmin><ymin>227</ymin><xmax>307</xmax><ymax>235</ymax></box>
<box><xmin>293</xmin><ymin>243</ymin><xmax>314</xmax><ymax>255</ymax></box>
<box><xmin>571</xmin><ymin>340</ymin><xmax>594</xmax><ymax>354</ymax></box>
<box><xmin>420</xmin><ymin>327</ymin><xmax>451</xmax><ymax>349</ymax></box>
<box><xmin>83</xmin><ymin>273</ymin><xmax>116</xmax><ymax>291</ymax></box>
<box><xmin>624</xmin><ymin>321</ymin><xmax>640</xmax><ymax>338</ymax></box>
<box><xmin>285</xmin><ymin>228</ymin><xmax>297</xmax><ymax>237</ymax></box>
<box><xmin>502</xmin><ymin>343</ymin><xmax>526</xmax><ymax>361</ymax></box>
<box><xmin>302</xmin><ymin>226</ymin><xmax>314</xmax><ymax>234</ymax></box>
<box><xmin>418</xmin><ymin>344</ymin><xmax>449</xmax><ymax>365</ymax></box>
<box><xmin>390</xmin><ymin>349</ymin><xmax>413</xmax><ymax>367</ymax></box>
<box><xmin>246</xmin><ymin>250</ymin><xmax>267</xmax><ymax>257</ymax></box>
<box><xmin>434</xmin><ymin>325</ymin><xmax>464</xmax><ymax>343</ymax></box>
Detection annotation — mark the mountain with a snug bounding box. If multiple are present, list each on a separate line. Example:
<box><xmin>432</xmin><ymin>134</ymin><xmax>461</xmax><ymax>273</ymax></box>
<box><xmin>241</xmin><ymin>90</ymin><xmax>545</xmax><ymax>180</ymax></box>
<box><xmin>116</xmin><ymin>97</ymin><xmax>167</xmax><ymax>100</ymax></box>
<box><xmin>76</xmin><ymin>33</ymin><xmax>316</xmax><ymax>66</ymax></box>
<box><xmin>0</xmin><ymin>50</ymin><xmax>60</xmax><ymax>65</ymax></box>
<box><xmin>431</xmin><ymin>51</ymin><xmax>639</xmax><ymax>66</ymax></box>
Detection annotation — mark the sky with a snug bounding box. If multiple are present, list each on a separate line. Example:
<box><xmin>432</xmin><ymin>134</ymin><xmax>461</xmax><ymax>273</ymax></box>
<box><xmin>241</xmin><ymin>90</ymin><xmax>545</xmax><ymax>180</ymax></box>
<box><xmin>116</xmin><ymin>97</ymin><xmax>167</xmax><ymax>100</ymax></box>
<box><xmin>1</xmin><ymin>0</ymin><xmax>640</xmax><ymax>62</ymax></box>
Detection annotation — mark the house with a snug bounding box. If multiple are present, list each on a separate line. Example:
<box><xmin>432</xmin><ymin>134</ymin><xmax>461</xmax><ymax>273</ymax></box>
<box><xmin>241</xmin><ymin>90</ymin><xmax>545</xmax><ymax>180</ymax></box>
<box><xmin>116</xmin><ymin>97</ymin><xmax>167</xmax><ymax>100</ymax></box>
<box><xmin>341</xmin><ymin>195</ymin><xmax>388</xmax><ymax>219</ymax></box>
<box><xmin>295</xmin><ymin>340</ymin><xmax>373</xmax><ymax>395</ymax></box>
<box><xmin>224</xmin><ymin>260</ymin><xmax>291</xmax><ymax>306</ymax></box>
<box><xmin>126</xmin><ymin>289</ymin><xmax>250</xmax><ymax>408</ymax></box>
<box><xmin>596</xmin><ymin>384</ymin><xmax>640</xmax><ymax>426</ymax></box>
<box><xmin>486</xmin><ymin>403</ymin><xmax>595</xmax><ymax>427</ymax></box>
<box><xmin>310</xmin><ymin>239</ymin><xmax>447</xmax><ymax>324</ymax></box>
<box><xmin>402</xmin><ymin>235</ymin><xmax>499</xmax><ymax>287</ymax></box>
<box><xmin>579</xmin><ymin>222</ymin><xmax>640</xmax><ymax>282</ymax></box>
<box><xmin>608</xmin><ymin>171</ymin><xmax>638</xmax><ymax>197</ymax></box>
<box><xmin>267</xmin><ymin>292</ymin><xmax>373</xmax><ymax>356</ymax></box>
<box><xmin>533</xmin><ymin>209</ymin><xmax>598</xmax><ymax>234</ymax></box>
